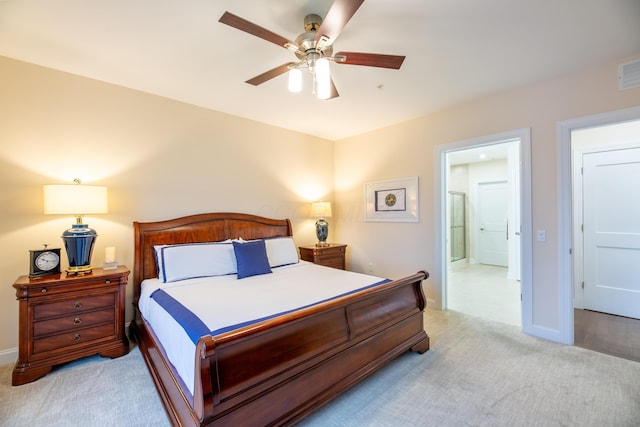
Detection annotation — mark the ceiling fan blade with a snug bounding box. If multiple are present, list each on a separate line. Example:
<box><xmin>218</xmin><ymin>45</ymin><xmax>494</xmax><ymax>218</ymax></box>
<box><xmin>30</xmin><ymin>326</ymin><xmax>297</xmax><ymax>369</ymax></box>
<box><xmin>219</xmin><ymin>11</ymin><xmax>294</xmax><ymax>49</ymax></box>
<box><xmin>315</xmin><ymin>0</ymin><xmax>365</xmax><ymax>44</ymax></box>
<box><xmin>335</xmin><ymin>52</ymin><xmax>405</xmax><ymax>69</ymax></box>
<box><xmin>245</xmin><ymin>63</ymin><xmax>295</xmax><ymax>86</ymax></box>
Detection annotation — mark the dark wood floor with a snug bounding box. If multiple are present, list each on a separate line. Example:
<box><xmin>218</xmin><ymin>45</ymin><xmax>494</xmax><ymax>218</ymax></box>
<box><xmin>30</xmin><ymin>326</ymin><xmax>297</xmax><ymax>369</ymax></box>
<box><xmin>574</xmin><ymin>309</ymin><xmax>640</xmax><ymax>362</ymax></box>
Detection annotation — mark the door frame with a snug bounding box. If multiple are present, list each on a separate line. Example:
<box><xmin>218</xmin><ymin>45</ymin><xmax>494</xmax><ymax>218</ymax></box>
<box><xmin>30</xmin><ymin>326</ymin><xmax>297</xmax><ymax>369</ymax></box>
<box><xmin>434</xmin><ymin>128</ymin><xmax>532</xmax><ymax>333</ymax></box>
<box><xmin>557</xmin><ymin>105</ymin><xmax>640</xmax><ymax>344</ymax></box>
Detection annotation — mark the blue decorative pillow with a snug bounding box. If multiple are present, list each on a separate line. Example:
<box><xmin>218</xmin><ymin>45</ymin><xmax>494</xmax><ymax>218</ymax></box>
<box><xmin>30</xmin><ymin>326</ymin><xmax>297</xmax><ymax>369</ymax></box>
<box><xmin>232</xmin><ymin>239</ymin><xmax>272</xmax><ymax>279</ymax></box>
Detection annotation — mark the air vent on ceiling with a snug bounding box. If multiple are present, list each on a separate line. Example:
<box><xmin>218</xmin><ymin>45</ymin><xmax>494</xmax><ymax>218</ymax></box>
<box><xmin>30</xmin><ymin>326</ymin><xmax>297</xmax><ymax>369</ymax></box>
<box><xmin>618</xmin><ymin>59</ymin><xmax>640</xmax><ymax>90</ymax></box>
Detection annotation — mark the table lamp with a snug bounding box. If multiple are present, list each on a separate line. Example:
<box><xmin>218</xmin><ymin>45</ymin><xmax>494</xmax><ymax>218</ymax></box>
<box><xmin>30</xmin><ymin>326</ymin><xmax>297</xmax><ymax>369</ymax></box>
<box><xmin>311</xmin><ymin>202</ymin><xmax>332</xmax><ymax>247</ymax></box>
<box><xmin>44</xmin><ymin>179</ymin><xmax>108</xmax><ymax>274</ymax></box>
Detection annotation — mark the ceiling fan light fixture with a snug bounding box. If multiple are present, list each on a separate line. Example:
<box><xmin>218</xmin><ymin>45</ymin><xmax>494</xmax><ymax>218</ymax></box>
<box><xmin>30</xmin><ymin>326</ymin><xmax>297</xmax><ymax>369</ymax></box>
<box><xmin>315</xmin><ymin>57</ymin><xmax>331</xmax><ymax>84</ymax></box>
<box><xmin>315</xmin><ymin>57</ymin><xmax>331</xmax><ymax>99</ymax></box>
<box><xmin>288</xmin><ymin>68</ymin><xmax>302</xmax><ymax>93</ymax></box>
<box><xmin>316</xmin><ymin>79</ymin><xmax>331</xmax><ymax>100</ymax></box>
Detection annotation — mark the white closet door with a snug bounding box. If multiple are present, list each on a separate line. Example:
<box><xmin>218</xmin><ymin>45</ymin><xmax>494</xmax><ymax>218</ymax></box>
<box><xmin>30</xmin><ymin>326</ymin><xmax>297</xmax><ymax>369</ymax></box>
<box><xmin>583</xmin><ymin>147</ymin><xmax>640</xmax><ymax>319</ymax></box>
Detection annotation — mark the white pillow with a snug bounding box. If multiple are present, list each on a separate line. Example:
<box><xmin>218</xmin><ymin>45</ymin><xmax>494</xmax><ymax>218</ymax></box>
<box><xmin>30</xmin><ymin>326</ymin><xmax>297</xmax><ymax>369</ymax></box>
<box><xmin>264</xmin><ymin>237</ymin><xmax>299</xmax><ymax>268</ymax></box>
<box><xmin>154</xmin><ymin>241</ymin><xmax>236</xmax><ymax>282</ymax></box>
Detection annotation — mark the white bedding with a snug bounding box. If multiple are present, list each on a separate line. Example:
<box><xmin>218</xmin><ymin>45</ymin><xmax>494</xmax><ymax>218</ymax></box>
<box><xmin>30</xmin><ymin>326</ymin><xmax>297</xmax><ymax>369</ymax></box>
<box><xmin>139</xmin><ymin>261</ymin><xmax>386</xmax><ymax>397</ymax></box>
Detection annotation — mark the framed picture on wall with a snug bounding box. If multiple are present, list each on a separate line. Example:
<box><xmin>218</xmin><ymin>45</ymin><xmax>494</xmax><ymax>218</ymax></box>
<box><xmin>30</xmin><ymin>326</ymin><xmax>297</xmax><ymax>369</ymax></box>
<box><xmin>365</xmin><ymin>176</ymin><xmax>419</xmax><ymax>222</ymax></box>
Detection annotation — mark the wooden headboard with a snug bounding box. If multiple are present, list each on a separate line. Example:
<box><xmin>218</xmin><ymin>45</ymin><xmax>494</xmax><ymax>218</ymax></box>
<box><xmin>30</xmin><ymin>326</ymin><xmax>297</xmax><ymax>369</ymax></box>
<box><xmin>132</xmin><ymin>212</ymin><xmax>293</xmax><ymax>304</ymax></box>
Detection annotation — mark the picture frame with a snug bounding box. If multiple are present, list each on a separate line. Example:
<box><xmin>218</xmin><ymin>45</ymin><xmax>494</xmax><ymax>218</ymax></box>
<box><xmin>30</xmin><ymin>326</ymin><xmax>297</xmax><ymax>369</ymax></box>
<box><xmin>365</xmin><ymin>176</ymin><xmax>419</xmax><ymax>222</ymax></box>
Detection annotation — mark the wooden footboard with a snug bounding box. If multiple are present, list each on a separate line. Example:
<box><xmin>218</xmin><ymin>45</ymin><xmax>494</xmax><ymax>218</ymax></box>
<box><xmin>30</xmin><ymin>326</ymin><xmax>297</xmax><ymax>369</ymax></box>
<box><xmin>131</xmin><ymin>270</ymin><xmax>429</xmax><ymax>426</ymax></box>
<box><xmin>197</xmin><ymin>270</ymin><xmax>428</xmax><ymax>426</ymax></box>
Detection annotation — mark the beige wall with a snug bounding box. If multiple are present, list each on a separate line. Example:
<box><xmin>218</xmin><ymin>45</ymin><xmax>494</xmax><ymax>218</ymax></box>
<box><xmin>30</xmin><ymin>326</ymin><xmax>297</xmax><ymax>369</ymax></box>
<box><xmin>334</xmin><ymin>54</ymin><xmax>640</xmax><ymax>333</ymax></box>
<box><xmin>1</xmin><ymin>53</ymin><xmax>639</xmax><ymax>356</ymax></box>
<box><xmin>0</xmin><ymin>56</ymin><xmax>333</xmax><ymax>354</ymax></box>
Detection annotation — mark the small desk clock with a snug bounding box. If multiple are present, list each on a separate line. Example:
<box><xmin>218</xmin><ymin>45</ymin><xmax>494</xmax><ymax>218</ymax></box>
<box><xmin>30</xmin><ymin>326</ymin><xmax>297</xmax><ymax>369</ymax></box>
<box><xmin>29</xmin><ymin>246</ymin><xmax>61</xmax><ymax>278</ymax></box>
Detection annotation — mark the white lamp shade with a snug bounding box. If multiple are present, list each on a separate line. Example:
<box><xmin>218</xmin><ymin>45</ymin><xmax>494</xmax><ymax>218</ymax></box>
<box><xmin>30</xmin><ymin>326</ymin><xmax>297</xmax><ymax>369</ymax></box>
<box><xmin>315</xmin><ymin>57</ymin><xmax>331</xmax><ymax>99</ymax></box>
<box><xmin>44</xmin><ymin>184</ymin><xmax>108</xmax><ymax>215</ymax></box>
<box><xmin>315</xmin><ymin>57</ymin><xmax>330</xmax><ymax>84</ymax></box>
<box><xmin>288</xmin><ymin>68</ymin><xmax>302</xmax><ymax>93</ymax></box>
<box><xmin>311</xmin><ymin>202</ymin><xmax>332</xmax><ymax>218</ymax></box>
<box><xmin>316</xmin><ymin>79</ymin><xmax>331</xmax><ymax>100</ymax></box>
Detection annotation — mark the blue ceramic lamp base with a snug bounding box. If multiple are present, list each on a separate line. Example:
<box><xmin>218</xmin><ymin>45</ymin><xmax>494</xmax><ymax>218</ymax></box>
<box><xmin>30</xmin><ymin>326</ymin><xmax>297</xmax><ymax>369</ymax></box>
<box><xmin>315</xmin><ymin>218</ymin><xmax>329</xmax><ymax>247</ymax></box>
<box><xmin>62</xmin><ymin>223</ymin><xmax>97</xmax><ymax>274</ymax></box>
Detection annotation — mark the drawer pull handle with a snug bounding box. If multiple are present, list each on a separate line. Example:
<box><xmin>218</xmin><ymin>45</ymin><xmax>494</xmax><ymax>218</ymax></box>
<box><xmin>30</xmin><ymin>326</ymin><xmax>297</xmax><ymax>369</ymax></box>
<box><xmin>105</xmin><ymin>279</ymin><xmax>111</xmax><ymax>284</ymax></box>
<box><xmin>73</xmin><ymin>317</ymin><xmax>82</xmax><ymax>325</ymax></box>
<box><xmin>74</xmin><ymin>302</ymin><xmax>82</xmax><ymax>309</ymax></box>
<box><xmin>41</xmin><ymin>288</ymin><xmax>47</xmax><ymax>293</ymax></box>
<box><xmin>72</xmin><ymin>334</ymin><xmax>81</xmax><ymax>342</ymax></box>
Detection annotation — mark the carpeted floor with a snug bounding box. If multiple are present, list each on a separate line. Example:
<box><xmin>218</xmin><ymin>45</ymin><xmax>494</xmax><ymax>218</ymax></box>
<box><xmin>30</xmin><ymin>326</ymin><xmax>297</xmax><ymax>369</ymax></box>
<box><xmin>0</xmin><ymin>341</ymin><xmax>169</xmax><ymax>427</ymax></box>
<box><xmin>1</xmin><ymin>309</ymin><xmax>639</xmax><ymax>426</ymax></box>
<box><xmin>301</xmin><ymin>310</ymin><xmax>640</xmax><ymax>426</ymax></box>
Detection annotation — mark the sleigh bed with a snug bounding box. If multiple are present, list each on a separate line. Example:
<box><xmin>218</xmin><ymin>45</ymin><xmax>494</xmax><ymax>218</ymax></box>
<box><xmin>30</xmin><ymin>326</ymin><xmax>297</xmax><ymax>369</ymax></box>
<box><xmin>130</xmin><ymin>212</ymin><xmax>429</xmax><ymax>426</ymax></box>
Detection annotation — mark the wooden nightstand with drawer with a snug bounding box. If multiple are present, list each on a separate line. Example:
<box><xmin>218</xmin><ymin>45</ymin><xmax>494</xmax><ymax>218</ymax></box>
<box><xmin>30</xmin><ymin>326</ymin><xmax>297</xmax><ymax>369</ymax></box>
<box><xmin>11</xmin><ymin>266</ymin><xmax>130</xmax><ymax>385</ymax></box>
<box><xmin>299</xmin><ymin>244</ymin><xmax>347</xmax><ymax>270</ymax></box>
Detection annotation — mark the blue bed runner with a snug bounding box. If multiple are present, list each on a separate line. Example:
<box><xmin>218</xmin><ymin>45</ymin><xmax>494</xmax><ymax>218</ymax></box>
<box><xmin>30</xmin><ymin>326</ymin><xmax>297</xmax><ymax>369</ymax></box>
<box><xmin>151</xmin><ymin>278</ymin><xmax>391</xmax><ymax>344</ymax></box>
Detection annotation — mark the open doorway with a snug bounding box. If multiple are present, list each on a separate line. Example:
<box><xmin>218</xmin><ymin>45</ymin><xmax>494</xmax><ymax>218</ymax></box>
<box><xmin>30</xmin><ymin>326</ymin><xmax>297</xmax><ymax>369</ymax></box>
<box><xmin>558</xmin><ymin>105</ymin><xmax>640</xmax><ymax>345</ymax></box>
<box><xmin>434</xmin><ymin>127</ymin><xmax>533</xmax><ymax>336</ymax></box>
<box><xmin>445</xmin><ymin>140</ymin><xmax>521</xmax><ymax>326</ymax></box>
<box><xmin>570</xmin><ymin>118</ymin><xmax>640</xmax><ymax>361</ymax></box>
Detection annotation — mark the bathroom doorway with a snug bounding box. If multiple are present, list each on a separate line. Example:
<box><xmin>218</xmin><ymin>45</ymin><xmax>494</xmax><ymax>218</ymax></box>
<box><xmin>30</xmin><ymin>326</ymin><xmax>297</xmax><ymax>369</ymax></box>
<box><xmin>435</xmin><ymin>128</ymin><xmax>532</xmax><ymax>332</ymax></box>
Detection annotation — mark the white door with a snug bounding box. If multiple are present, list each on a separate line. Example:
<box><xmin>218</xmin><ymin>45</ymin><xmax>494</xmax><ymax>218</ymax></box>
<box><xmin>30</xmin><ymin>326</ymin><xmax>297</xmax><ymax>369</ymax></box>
<box><xmin>477</xmin><ymin>181</ymin><xmax>508</xmax><ymax>266</ymax></box>
<box><xmin>583</xmin><ymin>147</ymin><xmax>640</xmax><ymax>319</ymax></box>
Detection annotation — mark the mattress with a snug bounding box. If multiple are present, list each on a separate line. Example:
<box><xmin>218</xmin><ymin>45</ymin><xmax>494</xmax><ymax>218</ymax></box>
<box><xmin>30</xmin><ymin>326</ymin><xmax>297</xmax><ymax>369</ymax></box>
<box><xmin>139</xmin><ymin>261</ymin><xmax>387</xmax><ymax>397</ymax></box>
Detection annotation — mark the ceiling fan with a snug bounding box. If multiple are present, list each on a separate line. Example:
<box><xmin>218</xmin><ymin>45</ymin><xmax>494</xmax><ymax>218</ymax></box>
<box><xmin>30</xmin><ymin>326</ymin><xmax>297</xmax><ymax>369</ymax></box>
<box><xmin>218</xmin><ymin>0</ymin><xmax>405</xmax><ymax>99</ymax></box>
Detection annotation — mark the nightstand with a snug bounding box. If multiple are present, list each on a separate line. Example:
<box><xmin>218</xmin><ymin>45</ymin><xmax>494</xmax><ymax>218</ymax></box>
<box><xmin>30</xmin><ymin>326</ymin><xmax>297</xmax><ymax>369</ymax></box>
<box><xmin>299</xmin><ymin>244</ymin><xmax>347</xmax><ymax>270</ymax></box>
<box><xmin>12</xmin><ymin>266</ymin><xmax>130</xmax><ymax>385</ymax></box>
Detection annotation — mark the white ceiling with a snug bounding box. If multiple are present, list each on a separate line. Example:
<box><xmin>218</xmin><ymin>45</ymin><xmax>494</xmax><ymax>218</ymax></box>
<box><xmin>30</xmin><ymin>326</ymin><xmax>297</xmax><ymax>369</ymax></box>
<box><xmin>448</xmin><ymin>141</ymin><xmax>513</xmax><ymax>166</ymax></box>
<box><xmin>1</xmin><ymin>0</ymin><xmax>639</xmax><ymax>140</ymax></box>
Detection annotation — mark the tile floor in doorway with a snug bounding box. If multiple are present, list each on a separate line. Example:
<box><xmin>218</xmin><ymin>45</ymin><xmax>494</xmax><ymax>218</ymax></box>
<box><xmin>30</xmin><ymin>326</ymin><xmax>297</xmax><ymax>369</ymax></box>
<box><xmin>447</xmin><ymin>260</ymin><xmax>521</xmax><ymax>326</ymax></box>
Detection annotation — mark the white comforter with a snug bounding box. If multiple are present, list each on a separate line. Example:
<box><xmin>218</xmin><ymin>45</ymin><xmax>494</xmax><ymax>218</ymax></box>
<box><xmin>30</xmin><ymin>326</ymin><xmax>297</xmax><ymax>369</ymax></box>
<box><xmin>139</xmin><ymin>261</ymin><xmax>385</xmax><ymax>396</ymax></box>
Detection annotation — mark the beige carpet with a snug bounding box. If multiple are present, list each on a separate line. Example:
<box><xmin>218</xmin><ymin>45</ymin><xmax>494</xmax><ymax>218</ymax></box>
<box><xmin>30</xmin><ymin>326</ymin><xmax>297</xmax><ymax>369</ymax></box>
<box><xmin>0</xmin><ymin>341</ymin><xmax>169</xmax><ymax>426</ymax></box>
<box><xmin>1</xmin><ymin>309</ymin><xmax>639</xmax><ymax>426</ymax></box>
<box><xmin>302</xmin><ymin>310</ymin><xmax>640</xmax><ymax>426</ymax></box>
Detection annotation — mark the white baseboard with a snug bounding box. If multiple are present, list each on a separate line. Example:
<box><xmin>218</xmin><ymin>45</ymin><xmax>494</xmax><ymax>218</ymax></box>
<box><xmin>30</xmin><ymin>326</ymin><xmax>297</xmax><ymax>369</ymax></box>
<box><xmin>0</xmin><ymin>347</ymin><xmax>17</xmax><ymax>367</ymax></box>
<box><xmin>426</xmin><ymin>297</ymin><xmax>441</xmax><ymax>311</ymax></box>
